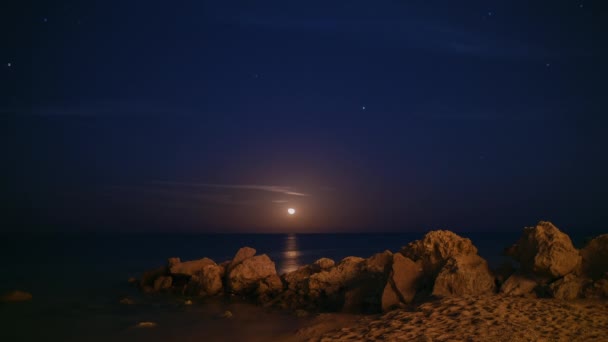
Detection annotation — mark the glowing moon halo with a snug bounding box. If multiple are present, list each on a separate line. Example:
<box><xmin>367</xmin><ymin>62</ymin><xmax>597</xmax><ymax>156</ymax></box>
<box><xmin>287</xmin><ymin>208</ymin><xmax>296</xmax><ymax>215</ymax></box>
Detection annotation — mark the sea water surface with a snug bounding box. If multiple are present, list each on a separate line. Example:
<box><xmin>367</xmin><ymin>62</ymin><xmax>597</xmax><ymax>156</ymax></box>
<box><xmin>0</xmin><ymin>231</ymin><xmax>600</xmax><ymax>341</ymax></box>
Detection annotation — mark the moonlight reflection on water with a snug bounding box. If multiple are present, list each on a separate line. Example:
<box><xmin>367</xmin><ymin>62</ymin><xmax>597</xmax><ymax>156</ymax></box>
<box><xmin>281</xmin><ymin>233</ymin><xmax>300</xmax><ymax>274</ymax></box>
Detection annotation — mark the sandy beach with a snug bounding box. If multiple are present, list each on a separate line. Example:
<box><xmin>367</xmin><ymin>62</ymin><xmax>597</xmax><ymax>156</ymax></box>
<box><xmin>297</xmin><ymin>296</ymin><xmax>608</xmax><ymax>342</ymax></box>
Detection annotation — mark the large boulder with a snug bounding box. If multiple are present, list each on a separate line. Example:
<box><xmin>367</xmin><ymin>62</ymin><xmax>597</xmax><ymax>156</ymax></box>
<box><xmin>283</xmin><ymin>265</ymin><xmax>315</xmax><ymax>293</ymax></box>
<box><xmin>311</xmin><ymin>258</ymin><xmax>335</xmax><ymax>272</ymax></box>
<box><xmin>170</xmin><ymin>258</ymin><xmax>216</xmax><ymax>277</ymax></box>
<box><xmin>342</xmin><ymin>251</ymin><xmax>394</xmax><ymax>313</ymax></box>
<box><xmin>584</xmin><ymin>279</ymin><xmax>608</xmax><ymax>298</ymax></box>
<box><xmin>549</xmin><ymin>274</ymin><xmax>591</xmax><ymax>300</ymax></box>
<box><xmin>400</xmin><ymin>230</ymin><xmax>478</xmax><ymax>277</ymax></box>
<box><xmin>228</xmin><ymin>254</ymin><xmax>277</xmax><ymax>293</ymax></box>
<box><xmin>579</xmin><ymin>234</ymin><xmax>608</xmax><ymax>280</ymax></box>
<box><xmin>256</xmin><ymin>274</ymin><xmax>284</xmax><ymax>302</ymax></box>
<box><xmin>500</xmin><ymin>274</ymin><xmax>539</xmax><ymax>297</ymax></box>
<box><xmin>362</xmin><ymin>250</ymin><xmax>393</xmax><ymax>274</ymax></box>
<box><xmin>308</xmin><ymin>257</ymin><xmax>365</xmax><ymax>296</ymax></box>
<box><xmin>153</xmin><ymin>276</ymin><xmax>173</xmax><ymax>291</ymax></box>
<box><xmin>200</xmin><ymin>264</ymin><xmax>224</xmax><ymax>295</ymax></box>
<box><xmin>228</xmin><ymin>247</ymin><xmax>257</xmax><ymax>272</ymax></box>
<box><xmin>505</xmin><ymin>221</ymin><xmax>581</xmax><ymax>278</ymax></box>
<box><xmin>381</xmin><ymin>253</ymin><xmax>422</xmax><ymax>311</ymax></box>
<box><xmin>139</xmin><ymin>266</ymin><xmax>168</xmax><ymax>292</ymax></box>
<box><xmin>432</xmin><ymin>255</ymin><xmax>496</xmax><ymax>297</ymax></box>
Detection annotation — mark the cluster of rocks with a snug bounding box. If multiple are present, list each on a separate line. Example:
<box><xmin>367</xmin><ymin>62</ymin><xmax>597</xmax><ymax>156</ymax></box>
<box><xmin>138</xmin><ymin>246</ymin><xmax>283</xmax><ymax>302</ymax></box>
<box><xmin>499</xmin><ymin>221</ymin><xmax>608</xmax><ymax>300</ymax></box>
<box><xmin>136</xmin><ymin>221</ymin><xmax>608</xmax><ymax>314</ymax></box>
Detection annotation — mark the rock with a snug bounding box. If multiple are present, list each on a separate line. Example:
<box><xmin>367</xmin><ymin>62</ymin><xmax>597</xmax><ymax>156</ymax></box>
<box><xmin>136</xmin><ymin>322</ymin><xmax>157</xmax><ymax>328</ymax></box>
<box><xmin>500</xmin><ymin>274</ymin><xmax>539</xmax><ymax>297</ymax></box>
<box><xmin>308</xmin><ymin>257</ymin><xmax>365</xmax><ymax>296</ymax></box>
<box><xmin>220</xmin><ymin>310</ymin><xmax>233</xmax><ymax>319</ymax></box>
<box><xmin>362</xmin><ymin>250</ymin><xmax>393</xmax><ymax>274</ymax></box>
<box><xmin>385</xmin><ymin>253</ymin><xmax>422</xmax><ymax>304</ymax></box>
<box><xmin>400</xmin><ymin>230</ymin><xmax>479</xmax><ymax>277</ymax></box>
<box><xmin>381</xmin><ymin>281</ymin><xmax>402</xmax><ymax>312</ymax></box>
<box><xmin>549</xmin><ymin>274</ymin><xmax>591</xmax><ymax>300</ymax></box>
<box><xmin>493</xmin><ymin>262</ymin><xmax>516</xmax><ymax>286</ymax></box>
<box><xmin>584</xmin><ymin>279</ymin><xmax>608</xmax><ymax>298</ymax></box>
<box><xmin>169</xmin><ymin>257</ymin><xmax>216</xmax><ymax>276</ymax></box>
<box><xmin>168</xmin><ymin>257</ymin><xmax>181</xmax><ymax>267</ymax></box>
<box><xmin>228</xmin><ymin>254</ymin><xmax>277</xmax><ymax>293</ymax></box>
<box><xmin>228</xmin><ymin>247</ymin><xmax>257</xmax><ymax>271</ymax></box>
<box><xmin>342</xmin><ymin>251</ymin><xmax>395</xmax><ymax>313</ymax></box>
<box><xmin>153</xmin><ymin>276</ymin><xmax>173</xmax><ymax>291</ymax></box>
<box><xmin>342</xmin><ymin>287</ymin><xmax>366</xmax><ymax>313</ymax></box>
<box><xmin>139</xmin><ymin>266</ymin><xmax>167</xmax><ymax>289</ymax></box>
<box><xmin>579</xmin><ymin>234</ymin><xmax>608</xmax><ymax>280</ymax></box>
<box><xmin>127</xmin><ymin>277</ymin><xmax>138</xmax><ymax>286</ymax></box>
<box><xmin>193</xmin><ymin>264</ymin><xmax>224</xmax><ymax>296</ymax></box>
<box><xmin>256</xmin><ymin>274</ymin><xmax>284</xmax><ymax>302</ymax></box>
<box><xmin>432</xmin><ymin>255</ymin><xmax>496</xmax><ymax>297</ymax></box>
<box><xmin>258</xmin><ymin>274</ymin><xmax>283</xmax><ymax>293</ymax></box>
<box><xmin>0</xmin><ymin>290</ymin><xmax>32</xmax><ymax>302</ymax></box>
<box><xmin>311</xmin><ymin>258</ymin><xmax>335</xmax><ymax>272</ymax></box>
<box><xmin>184</xmin><ymin>299</ymin><xmax>193</xmax><ymax>305</ymax></box>
<box><xmin>505</xmin><ymin>221</ymin><xmax>581</xmax><ymax>278</ymax></box>
<box><xmin>283</xmin><ymin>265</ymin><xmax>315</xmax><ymax>292</ymax></box>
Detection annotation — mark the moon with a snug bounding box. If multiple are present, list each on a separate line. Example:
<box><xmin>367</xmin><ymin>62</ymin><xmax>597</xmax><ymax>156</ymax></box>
<box><xmin>287</xmin><ymin>208</ymin><xmax>296</xmax><ymax>215</ymax></box>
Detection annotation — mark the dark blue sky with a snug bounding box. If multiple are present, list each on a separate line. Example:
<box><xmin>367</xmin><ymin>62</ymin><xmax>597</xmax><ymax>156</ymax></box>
<box><xmin>1</xmin><ymin>0</ymin><xmax>606</xmax><ymax>232</ymax></box>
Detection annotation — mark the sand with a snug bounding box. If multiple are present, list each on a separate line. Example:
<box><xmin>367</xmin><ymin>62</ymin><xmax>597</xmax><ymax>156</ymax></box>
<box><xmin>296</xmin><ymin>295</ymin><xmax>608</xmax><ymax>342</ymax></box>
<box><xmin>5</xmin><ymin>294</ymin><xmax>605</xmax><ymax>341</ymax></box>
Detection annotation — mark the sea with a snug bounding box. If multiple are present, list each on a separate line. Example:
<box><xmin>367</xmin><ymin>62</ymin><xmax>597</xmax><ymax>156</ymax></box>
<box><xmin>0</xmin><ymin>231</ymin><xmax>602</xmax><ymax>341</ymax></box>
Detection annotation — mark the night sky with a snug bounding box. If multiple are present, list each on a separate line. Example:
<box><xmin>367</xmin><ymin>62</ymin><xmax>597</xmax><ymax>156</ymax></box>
<box><xmin>1</xmin><ymin>1</ymin><xmax>606</xmax><ymax>233</ymax></box>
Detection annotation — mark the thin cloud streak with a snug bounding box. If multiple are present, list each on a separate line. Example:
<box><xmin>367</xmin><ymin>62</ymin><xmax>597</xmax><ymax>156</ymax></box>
<box><xmin>152</xmin><ymin>181</ymin><xmax>311</xmax><ymax>197</ymax></box>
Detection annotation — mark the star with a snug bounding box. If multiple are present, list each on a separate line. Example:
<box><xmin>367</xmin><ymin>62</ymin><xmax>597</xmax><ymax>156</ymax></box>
<box><xmin>43</xmin><ymin>18</ymin><xmax>48</xmax><ymax>23</ymax></box>
<box><xmin>488</xmin><ymin>11</ymin><xmax>493</xmax><ymax>16</ymax></box>
<box><xmin>7</xmin><ymin>62</ymin><xmax>11</xmax><ymax>67</ymax></box>
<box><xmin>546</xmin><ymin>63</ymin><xmax>551</xmax><ymax>68</ymax></box>
<box><xmin>361</xmin><ymin>106</ymin><xmax>366</xmax><ymax>111</ymax></box>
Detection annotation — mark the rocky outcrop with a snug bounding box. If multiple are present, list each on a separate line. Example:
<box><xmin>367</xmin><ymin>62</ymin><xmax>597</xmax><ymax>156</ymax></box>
<box><xmin>432</xmin><ymin>255</ymin><xmax>496</xmax><ymax>297</ymax></box>
<box><xmin>500</xmin><ymin>274</ymin><xmax>539</xmax><ymax>297</ymax></box>
<box><xmin>312</xmin><ymin>258</ymin><xmax>335</xmax><ymax>272</ymax></box>
<box><xmin>153</xmin><ymin>276</ymin><xmax>173</xmax><ymax>291</ymax></box>
<box><xmin>381</xmin><ymin>253</ymin><xmax>422</xmax><ymax>311</ymax></box>
<box><xmin>400</xmin><ymin>230</ymin><xmax>479</xmax><ymax>278</ymax></box>
<box><xmin>505</xmin><ymin>221</ymin><xmax>581</xmax><ymax>279</ymax></box>
<box><xmin>584</xmin><ymin>278</ymin><xmax>608</xmax><ymax>298</ymax></box>
<box><xmin>186</xmin><ymin>264</ymin><xmax>224</xmax><ymax>296</ymax></box>
<box><xmin>169</xmin><ymin>257</ymin><xmax>216</xmax><ymax>277</ymax></box>
<box><xmin>342</xmin><ymin>251</ymin><xmax>393</xmax><ymax>313</ymax></box>
<box><xmin>549</xmin><ymin>274</ymin><xmax>591</xmax><ymax>300</ymax></box>
<box><xmin>228</xmin><ymin>247</ymin><xmax>257</xmax><ymax>272</ymax></box>
<box><xmin>135</xmin><ymin>224</ymin><xmax>608</xmax><ymax>313</ymax></box>
<box><xmin>227</xmin><ymin>254</ymin><xmax>277</xmax><ymax>294</ymax></box>
<box><xmin>398</xmin><ymin>230</ymin><xmax>494</xmax><ymax>299</ymax></box>
<box><xmin>308</xmin><ymin>257</ymin><xmax>364</xmax><ymax>297</ymax></box>
<box><xmin>579</xmin><ymin>234</ymin><xmax>608</xmax><ymax>280</ymax></box>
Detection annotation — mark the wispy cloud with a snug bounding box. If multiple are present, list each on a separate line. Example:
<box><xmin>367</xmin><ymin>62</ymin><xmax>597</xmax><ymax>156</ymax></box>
<box><xmin>152</xmin><ymin>181</ymin><xmax>311</xmax><ymax>197</ymax></box>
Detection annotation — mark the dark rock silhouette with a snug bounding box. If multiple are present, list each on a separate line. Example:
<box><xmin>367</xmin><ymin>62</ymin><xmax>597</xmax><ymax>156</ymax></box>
<box><xmin>505</xmin><ymin>221</ymin><xmax>580</xmax><ymax>278</ymax></box>
<box><xmin>135</xmin><ymin>222</ymin><xmax>608</xmax><ymax>314</ymax></box>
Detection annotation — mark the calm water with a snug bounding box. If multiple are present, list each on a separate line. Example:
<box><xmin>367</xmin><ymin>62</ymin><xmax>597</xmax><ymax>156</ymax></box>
<box><xmin>0</xmin><ymin>231</ymin><xmax>601</xmax><ymax>341</ymax></box>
